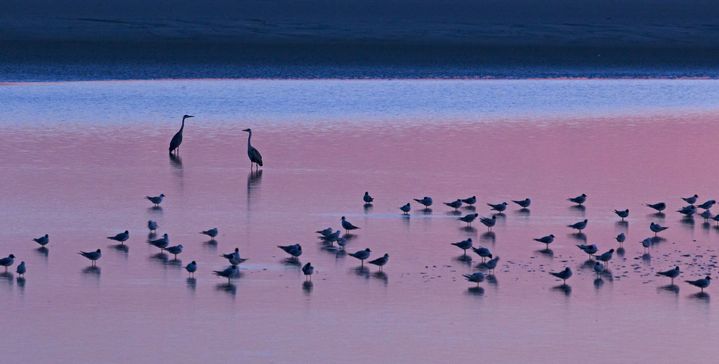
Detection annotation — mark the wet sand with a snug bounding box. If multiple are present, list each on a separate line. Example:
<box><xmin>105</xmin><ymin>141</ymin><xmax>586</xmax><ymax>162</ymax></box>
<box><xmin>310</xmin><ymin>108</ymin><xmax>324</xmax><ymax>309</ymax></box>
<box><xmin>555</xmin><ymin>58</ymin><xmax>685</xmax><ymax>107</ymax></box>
<box><xmin>1</xmin><ymin>79</ymin><xmax>719</xmax><ymax>363</ymax></box>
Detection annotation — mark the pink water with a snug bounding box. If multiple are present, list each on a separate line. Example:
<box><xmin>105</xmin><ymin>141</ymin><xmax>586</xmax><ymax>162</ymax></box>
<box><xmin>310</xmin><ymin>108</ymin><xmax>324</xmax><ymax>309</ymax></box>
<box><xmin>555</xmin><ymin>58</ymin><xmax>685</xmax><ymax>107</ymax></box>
<box><xmin>1</xmin><ymin>80</ymin><xmax>719</xmax><ymax>363</ymax></box>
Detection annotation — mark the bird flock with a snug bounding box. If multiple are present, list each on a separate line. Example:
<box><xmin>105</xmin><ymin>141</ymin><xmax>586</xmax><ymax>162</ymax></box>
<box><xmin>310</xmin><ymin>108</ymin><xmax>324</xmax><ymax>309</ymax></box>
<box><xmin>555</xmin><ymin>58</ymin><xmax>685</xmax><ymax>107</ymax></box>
<box><xmin>1</xmin><ymin>116</ymin><xmax>716</xmax><ymax>297</ymax></box>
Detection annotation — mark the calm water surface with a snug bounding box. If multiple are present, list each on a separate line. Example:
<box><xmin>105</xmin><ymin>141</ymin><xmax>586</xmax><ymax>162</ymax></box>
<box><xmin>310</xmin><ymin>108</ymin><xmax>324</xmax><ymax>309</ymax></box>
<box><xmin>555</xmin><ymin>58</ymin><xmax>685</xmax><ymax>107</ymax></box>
<box><xmin>1</xmin><ymin>79</ymin><xmax>719</xmax><ymax>363</ymax></box>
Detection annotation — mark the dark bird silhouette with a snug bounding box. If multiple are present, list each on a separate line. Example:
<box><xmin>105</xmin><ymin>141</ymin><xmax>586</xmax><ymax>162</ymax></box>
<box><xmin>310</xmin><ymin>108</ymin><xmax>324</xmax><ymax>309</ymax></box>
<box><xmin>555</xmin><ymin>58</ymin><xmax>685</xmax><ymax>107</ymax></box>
<box><xmin>243</xmin><ymin>128</ymin><xmax>263</xmax><ymax>169</ymax></box>
<box><xmin>169</xmin><ymin>115</ymin><xmax>193</xmax><ymax>154</ymax></box>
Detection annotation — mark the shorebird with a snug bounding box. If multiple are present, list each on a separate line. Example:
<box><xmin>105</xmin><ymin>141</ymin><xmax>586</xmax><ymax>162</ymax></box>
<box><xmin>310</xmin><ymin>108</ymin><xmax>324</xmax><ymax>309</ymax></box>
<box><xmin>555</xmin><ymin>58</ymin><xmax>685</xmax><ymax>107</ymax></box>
<box><xmin>0</xmin><ymin>254</ymin><xmax>14</xmax><ymax>272</ymax></box>
<box><xmin>594</xmin><ymin>249</ymin><xmax>614</xmax><ymax>265</ymax></box>
<box><xmin>616</xmin><ymin>233</ymin><xmax>626</xmax><ymax>245</ymax></box>
<box><xmin>147</xmin><ymin>220</ymin><xmax>158</xmax><ymax>232</ymax></box>
<box><xmin>461</xmin><ymin>196</ymin><xmax>477</xmax><ymax>205</ymax></box>
<box><xmin>593</xmin><ymin>262</ymin><xmax>605</xmax><ymax>277</ymax></box>
<box><xmin>568</xmin><ymin>193</ymin><xmax>587</xmax><ymax>205</ymax></box>
<box><xmin>79</xmin><ymin>249</ymin><xmax>101</xmax><ymax>266</ymax></box>
<box><xmin>512</xmin><ymin>198</ymin><xmax>531</xmax><ymax>208</ymax></box>
<box><xmin>713</xmin><ymin>214</ymin><xmax>719</xmax><ymax>226</ymax></box>
<box><xmin>650</xmin><ymin>222</ymin><xmax>668</xmax><ymax>236</ymax></box>
<box><xmin>222</xmin><ymin>248</ymin><xmax>246</xmax><ymax>266</ymax></box>
<box><xmin>322</xmin><ymin>230</ymin><xmax>341</xmax><ymax>243</ymax></box>
<box><xmin>214</xmin><ymin>265</ymin><xmax>239</xmax><ymax>283</ymax></box>
<box><xmin>479</xmin><ymin>215</ymin><xmax>497</xmax><ymax>231</ymax></box>
<box><xmin>700</xmin><ymin>209</ymin><xmax>713</xmax><ymax>222</ymax></box>
<box><xmin>16</xmin><ymin>261</ymin><xmax>26</xmax><ymax>277</ymax></box>
<box><xmin>33</xmin><ymin>234</ymin><xmax>49</xmax><ymax>247</ymax></box>
<box><xmin>278</xmin><ymin>244</ymin><xmax>303</xmax><ymax>258</ymax></box>
<box><xmin>444</xmin><ymin>199</ymin><xmax>463</xmax><ymax>210</ymax></box>
<box><xmin>677</xmin><ymin>205</ymin><xmax>697</xmax><ymax>216</ymax></box>
<box><xmin>488</xmin><ymin>202</ymin><xmax>508</xmax><ymax>213</ymax></box>
<box><xmin>682</xmin><ymin>194</ymin><xmax>699</xmax><ymax>205</ymax></box>
<box><xmin>363</xmin><ymin>192</ymin><xmax>374</xmax><ymax>204</ymax></box>
<box><xmin>549</xmin><ymin>267</ymin><xmax>572</xmax><ymax>284</ymax></box>
<box><xmin>577</xmin><ymin>244</ymin><xmax>598</xmax><ymax>258</ymax></box>
<box><xmin>685</xmin><ymin>276</ymin><xmax>711</xmax><ymax>292</ymax></box>
<box><xmin>201</xmin><ymin>228</ymin><xmax>218</xmax><ymax>239</ymax></box>
<box><xmin>336</xmin><ymin>237</ymin><xmax>348</xmax><ymax>250</ymax></box>
<box><xmin>242</xmin><ymin>128</ymin><xmax>264</xmax><ymax>170</ymax></box>
<box><xmin>698</xmin><ymin>200</ymin><xmax>716</xmax><ymax>210</ymax></box>
<box><xmin>657</xmin><ymin>266</ymin><xmax>680</xmax><ymax>284</ymax></box>
<box><xmin>534</xmin><ymin>234</ymin><xmax>555</xmax><ymax>249</ymax></box>
<box><xmin>400</xmin><ymin>203</ymin><xmax>411</xmax><ymax>215</ymax></box>
<box><xmin>368</xmin><ymin>253</ymin><xmax>389</xmax><ymax>271</ymax></box>
<box><xmin>302</xmin><ymin>262</ymin><xmax>314</xmax><ymax>281</ymax></box>
<box><xmin>463</xmin><ymin>272</ymin><xmax>485</xmax><ymax>287</ymax></box>
<box><xmin>349</xmin><ymin>248</ymin><xmax>372</xmax><ymax>266</ymax></box>
<box><xmin>341</xmin><ymin>216</ymin><xmax>360</xmax><ymax>233</ymax></box>
<box><xmin>316</xmin><ymin>227</ymin><xmax>333</xmax><ymax>237</ymax></box>
<box><xmin>646</xmin><ymin>202</ymin><xmax>667</xmax><ymax>212</ymax></box>
<box><xmin>414</xmin><ymin>196</ymin><xmax>433</xmax><ymax>208</ymax></box>
<box><xmin>169</xmin><ymin>114</ymin><xmax>193</xmax><ymax>154</ymax></box>
<box><xmin>107</xmin><ymin>230</ymin><xmax>129</xmax><ymax>244</ymax></box>
<box><xmin>640</xmin><ymin>237</ymin><xmax>653</xmax><ymax>252</ymax></box>
<box><xmin>568</xmin><ymin>219</ymin><xmax>588</xmax><ymax>232</ymax></box>
<box><xmin>458</xmin><ymin>213</ymin><xmax>479</xmax><ymax>226</ymax></box>
<box><xmin>452</xmin><ymin>238</ymin><xmax>473</xmax><ymax>255</ymax></box>
<box><xmin>146</xmin><ymin>193</ymin><xmax>165</xmax><ymax>207</ymax></box>
<box><xmin>149</xmin><ymin>234</ymin><xmax>169</xmax><ymax>252</ymax></box>
<box><xmin>484</xmin><ymin>256</ymin><xmax>500</xmax><ymax>274</ymax></box>
<box><xmin>166</xmin><ymin>245</ymin><xmax>183</xmax><ymax>259</ymax></box>
<box><xmin>185</xmin><ymin>261</ymin><xmax>197</xmax><ymax>277</ymax></box>
<box><xmin>472</xmin><ymin>246</ymin><xmax>492</xmax><ymax>262</ymax></box>
<box><xmin>614</xmin><ymin>209</ymin><xmax>629</xmax><ymax>221</ymax></box>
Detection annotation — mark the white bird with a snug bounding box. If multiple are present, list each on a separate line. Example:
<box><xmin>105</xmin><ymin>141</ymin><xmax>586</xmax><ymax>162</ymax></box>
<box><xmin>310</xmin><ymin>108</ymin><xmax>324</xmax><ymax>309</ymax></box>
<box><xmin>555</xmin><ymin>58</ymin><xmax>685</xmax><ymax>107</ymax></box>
<box><xmin>341</xmin><ymin>216</ymin><xmax>360</xmax><ymax>233</ymax></box>
<box><xmin>302</xmin><ymin>262</ymin><xmax>314</xmax><ymax>281</ymax></box>
<box><xmin>444</xmin><ymin>199</ymin><xmax>462</xmax><ymax>210</ymax></box>
<box><xmin>594</xmin><ymin>249</ymin><xmax>614</xmax><ymax>264</ymax></box>
<box><xmin>107</xmin><ymin>230</ymin><xmax>129</xmax><ymax>244</ymax></box>
<box><xmin>316</xmin><ymin>227</ymin><xmax>333</xmax><ymax>237</ymax></box>
<box><xmin>472</xmin><ymin>246</ymin><xmax>492</xmax><ymax>262</ymax></box>
<box><xmin>685</xmin><ymin>276</ymin><xmax>711</xmax><ymax>292</ymax></box>
<box><xmin>487</xmin><ymin>202</ymin><xmax>507</xmax><ymax>213</ymax></box>
<box><xmin>534</xmin><ymin>234</ymin><xmax>555</xmax><ymax>249</ymax></box>
<box><xmin>549</xmin><ymin>267</ymin><xmax>572</xmax><ymax>284</ymax></box>
<box><xmin>677</xmin><ymin>205</ymin><xmax>697</xmax><ymax>216</ymax></box>
<box><xmin>463</xmin><ymin>272</ymin><xmax>485</xmax><ymax>286</ymax></box>
<box><xmin>222</xmin><ymin>248</ymin><xmax>247</xmax><ymax>266</ymax></box>
<box><xmin>640</xmin><ymin>238</ymin><xmax>653</xmax><ymax>253</ymax></box>
<box><xmin>147</xmin><ymin>220</ymin><xmax>158</xmax><ymax>232</ymax></box>
<box><xmin>79</xmin><ymin>249</ymin><xmax>102</xmax><ymax>265</ymax></box>
<box><xmin>146</xmin><ymin>193</ymin><xmax>165</xmax><ymax>206</ymax></box>
<box><xmin>336</xmin><ymin>237</ymin><xmax>348</xmax><ymax>250</ymax></box>
<box><xmin>452</xmin><ymin>238</ymin><xmax>473</xmax><ymax>255</ymax></box>
<box><xmin>149</xmin><ymin>234</ymin><xmax>169</xmax><ymax>252</ymax></box>
<box><xmin>0</xmin><ymin>254</ymin><xmax>15</xmax><ymax>272</ymax></box>
<box><xmin>614</xmin><ymin>209</ymin><xmax>629</xmax><ymax>221</ymax></box>
<box><xmin>185</xmin><ymin>261</ymin><xmax>197</xmax><ymax>277</ymax></box>
<box><xmin>166</xmin><ymin>244</ymin><xmax>183</xmax><ymax>259</ymax></box>
<box><xmin>16</xmin><ymin>261</ymin><xmax>26</xmax><ymax>277</ymax></box>
<box><xmin>278</xmin><ymin>244</ymin><xmax>302</xmax><ymax>258</ymax></box>
<box><xmin>682</xmin><ymin>194</ymin><xmax>699</xmax><ymax>205</ymax></box>
<box><xmin>646</xmin><ymin>202</ymin><xmax>666</xmax><ymax>212</ymax></box>
<box><xmin>650</xmin><ymin>222</ymin><xmax>668</xmax><ymax>236</ymax></box>
<box><xmin>479</xmin><ymin>215</ymin><xmax>496</xmax><ymax>231</ymax></box>
<box><xmin>458</xmin><ymin>213</ymin><xmax>479</xmax><ymax>226</ymax></box>
<box><xmin>577</xmin><ymin>244</ymin><xmax>598</xmax><ymax>257</ymax></box>
<box><xmin>700</xmin><ymin>209</ymin><xmax>713</xmax><ymax>221</ymax></box>
<box><xmin>568</xmin><ymin>193</ymin><xmax>587</xmax><ymax>205</ymax></box>
<box><xmin>698</xmin><ymin>200</ymin><xmax>716</xmax><ymax>210</ymax></box>
<box><xmin>461</xmin><ymin>196</ymin><xmax>477</xmax><ymax>205</ymax></box>
<box><xmin>512</xmin><ymin>198</ymin><xmax>531</xmax><ymax>208</ymax></box>
<box><xmin>368</xmin><ymin>253</ymin><xmax>389</xmax><ymax>271</ymax></box>
<box><xmin>593</xmin><ymin>262</ymin><xmax>605</xmax><ymax>277</ymax></box>
<box><xmin>568</xmin><ymin>219</ymin><xmax>588</xmax><ymax>232</ymax></box>
<box><xmin>399</xmin><ymin>203</ymin><xmax>411</xmax><ymax>215</ymax></box>
<box><xmin>214</xmin><ymin>265</ymin><xmax>239</xmax><ymax>283</ymax></box>
<box><xmin>363</xmin><ymin>192</ymin><xmax>374</xmax><ymax>204</ymax></box>
<box><xmin>616</xmin><ymin>233</ymin><xmax>626</xmax><ymax>245</ymax></box>
<box><xmin>484</xmin><ymin>256</ymin><xmax>500</xmax><ymax>274</ymax></box>
<box><xmin>349</xmin><ymin>248</ymin><xmax>372</xmax><ymax>265</ymax></box>
<box><xmin>33</xmin><ymin>234</ymin><xmax>49</xmax><ymax>247</ymax></box>
<box><xmin>201</xmin><ymin>228</ymin><xmax>218</xmax><ymax>239</ymax></box>
<box><xmin>657</xmin><ymin>266</ymin><xmax>680</xmax><ymax>284</ymax></box>
<box><xmin>414</xmin><ymin>196</ymin><xmax>433</xmax><ymax>208</ymax></box>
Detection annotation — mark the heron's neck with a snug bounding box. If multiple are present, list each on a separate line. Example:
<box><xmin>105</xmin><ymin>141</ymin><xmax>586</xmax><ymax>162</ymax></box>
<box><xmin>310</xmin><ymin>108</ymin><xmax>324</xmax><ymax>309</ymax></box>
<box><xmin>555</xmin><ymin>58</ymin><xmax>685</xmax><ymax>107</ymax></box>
<box><xmin>247</xmin><ymin>131</ymin><xmax>252</xmax><ymax>146</ymax></box>
<box><xmin>180</xmin><ymin>118</ymin><xmax>185</xmax><ymax>132</ymax></box>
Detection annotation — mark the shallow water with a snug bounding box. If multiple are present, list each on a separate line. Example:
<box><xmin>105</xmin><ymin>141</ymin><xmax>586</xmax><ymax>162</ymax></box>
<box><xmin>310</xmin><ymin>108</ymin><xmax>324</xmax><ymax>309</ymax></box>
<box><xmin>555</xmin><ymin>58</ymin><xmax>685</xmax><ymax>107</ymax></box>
<box><xmin>2</xmin><ymin>79</ymin><xmax>719</xmax><ymax>363</ymax></box>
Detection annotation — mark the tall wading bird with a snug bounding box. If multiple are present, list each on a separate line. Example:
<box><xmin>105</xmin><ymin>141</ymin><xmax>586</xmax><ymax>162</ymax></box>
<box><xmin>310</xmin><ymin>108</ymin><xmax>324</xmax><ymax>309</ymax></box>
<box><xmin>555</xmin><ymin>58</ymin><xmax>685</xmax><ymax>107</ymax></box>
<box><xmin>169</xmin><ymin>115</ymin><xmax>193</xmax><ymax>155</ymax></box>
<box><xmin>242</xmin><ymin>128</ymin><xmax>264</xmax><ymax>170</ymax></box>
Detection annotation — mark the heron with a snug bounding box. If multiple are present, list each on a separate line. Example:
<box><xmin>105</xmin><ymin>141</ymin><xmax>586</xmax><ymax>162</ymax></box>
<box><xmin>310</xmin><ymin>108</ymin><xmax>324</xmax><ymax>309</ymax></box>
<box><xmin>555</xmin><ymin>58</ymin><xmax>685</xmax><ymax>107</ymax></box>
<box><xmin>169</xmin><ymin>115</ymin><xmax>193</xmax><ymax>155</ymax></box>
<box><xmin>242</xmin><ymin>128</ymin><xmax>264</xmax><ymax>170</ymax></box>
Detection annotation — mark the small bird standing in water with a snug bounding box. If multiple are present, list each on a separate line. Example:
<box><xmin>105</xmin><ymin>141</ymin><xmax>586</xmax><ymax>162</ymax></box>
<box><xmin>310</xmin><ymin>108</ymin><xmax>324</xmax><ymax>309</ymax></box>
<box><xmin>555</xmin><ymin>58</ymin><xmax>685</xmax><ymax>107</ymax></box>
<box><xmin>302</xmin><ymin>262</ymin><xmax>314</xmax><ymax>281</ymax></box>
<box><xmin>568</xmin><ymin>193</ymin><xmax>587</xmax><ymax>206</ymax></box>
<box><xmin>33</xmin><ymin>234</ymin><xmax>49</xmax><ymax>247</ymax></box>
<box><xmin>16</xmin><ymin>261</ymin><xmax>26</xmax><ymax>277</ymax></box>
<box><xmin>185</xmin><ymin>261</ymin><xmax>197</xmax><ymax>277</ymax></box>
<box><xmin>201</xmin><ymin>228</ymin><xmax>219</xmax><ymax>239</ymax></box>
<box><xmin>368</xmin><ymin>253</ymin><xmax>389</xmax><ymax>271</ymax></box>
<box><xmin>614</xmin><ymin>209</ymin><xmax>629</xmax><ymax>221</ymax></box>
<box><xmin>146</xmin><ymin>193</ymin><xmax>165</xmax><ymax>207</ymax></box>
<box><xmin>107</xmin><ymin>230</ymin><xmax>129</xmax><ymax>244</ymax></box>
<box><xmin>363</xmin><ymin>192</ymin><xmax>374</xmax><ymax>204</ymax></box>
<box><xmin>549</xmin><ymin>267</ymin><xmax>572</xmax><ymax>284</ymax></box>
<box><xmin>341</xmin><ymin>216</ymin><xmax>360</xmax><ymax>233</ymax></box>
